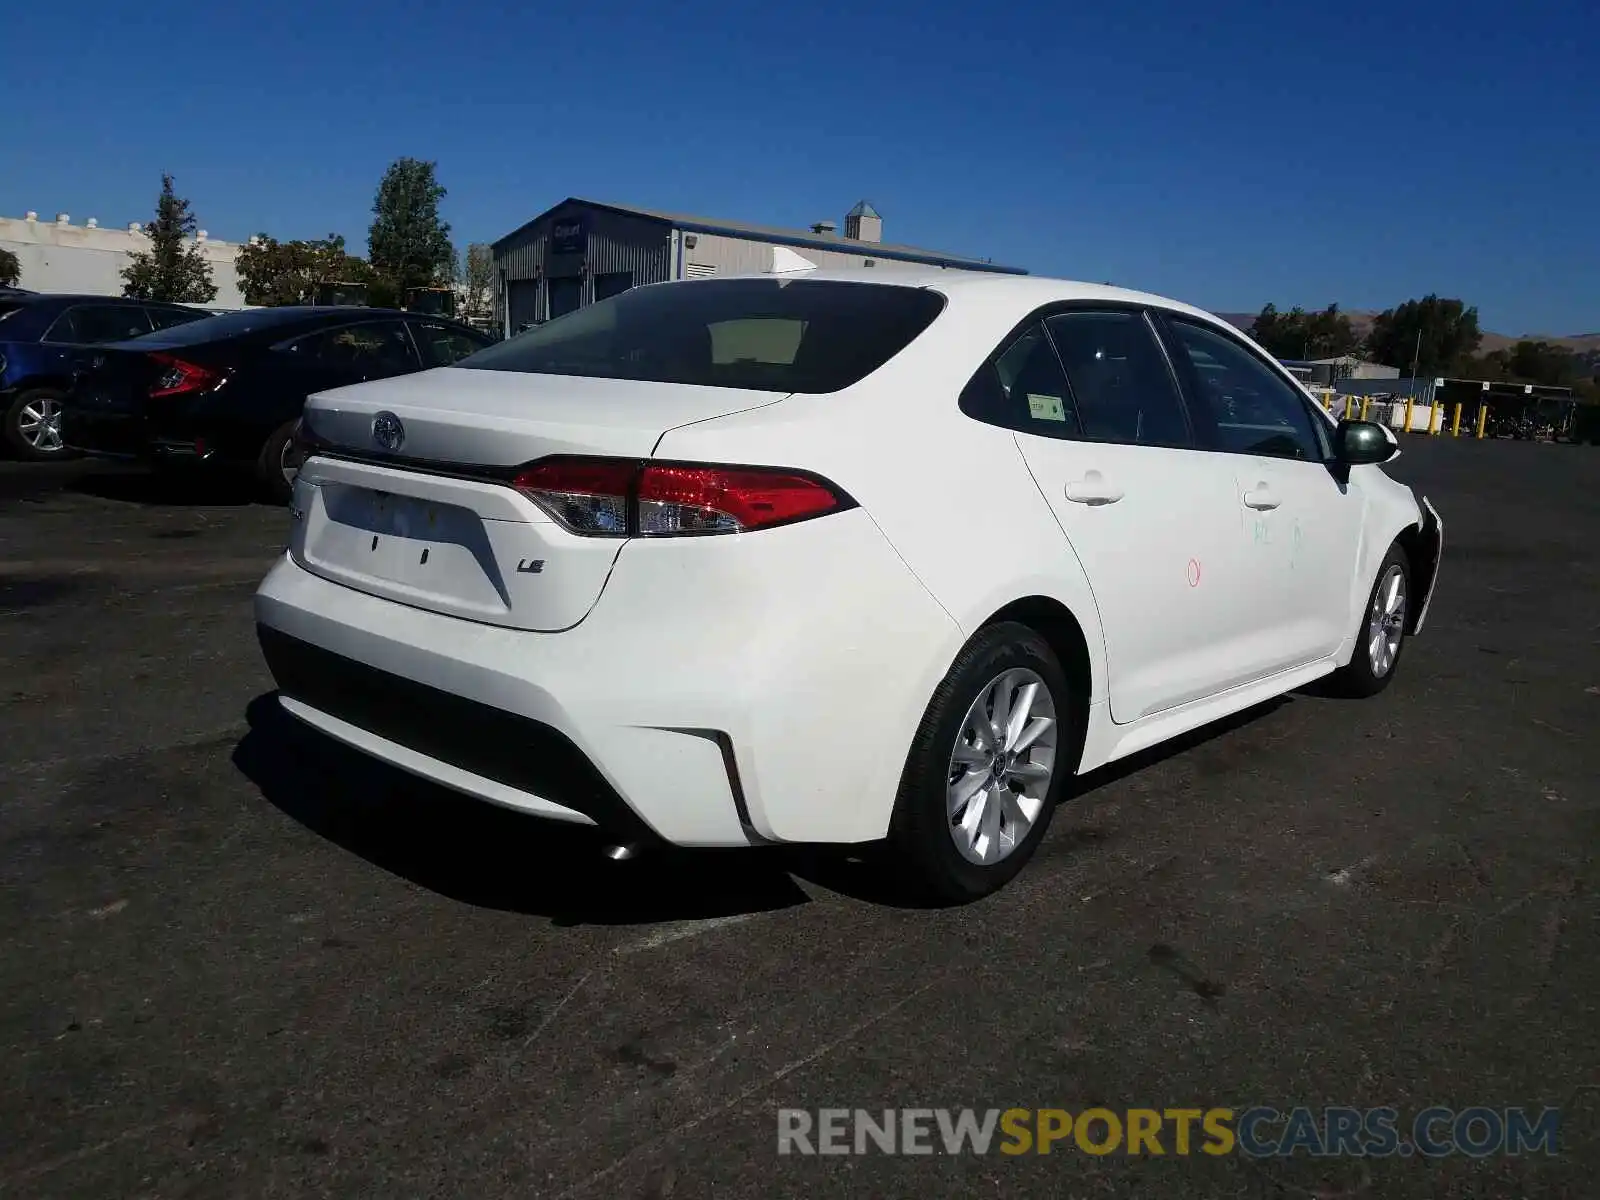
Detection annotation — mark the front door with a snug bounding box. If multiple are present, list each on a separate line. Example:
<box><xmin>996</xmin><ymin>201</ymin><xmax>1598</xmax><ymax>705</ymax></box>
<box><xmin>987</xmin><ymin>309</ymin><xmax>1258</xmax><ymax>723</ymax></box>
<box><xmin>1159</xmin><ymin>315</ymin><xmax>1366</xmax><ymax>672</ymax></box>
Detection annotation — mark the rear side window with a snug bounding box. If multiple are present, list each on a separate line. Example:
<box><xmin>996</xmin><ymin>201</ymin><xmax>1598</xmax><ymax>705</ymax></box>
<box><xmin>47</xmin><ymin>305</ymin><xmax>153</xmax><ymax>344</ymax></box>
<box><xmin>959</xmin><ymin>323</ymin><xmax>1083</xmax><ymax>437</ymax></box>
<box><xmin>1044</xmin><ymin>311</ymin><xmax>1192</xmax><ymax>446</ymax></box>
<box><xmin>458</xmin><ymin>279</ymin><xmax>946</xmax><ymax>393</ymax></box>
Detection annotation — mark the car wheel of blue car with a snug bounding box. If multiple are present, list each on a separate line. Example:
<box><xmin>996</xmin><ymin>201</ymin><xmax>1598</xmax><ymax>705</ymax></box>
<box><xmin>5</xmin><ymin>387</ymin><xmax>76</xmax><ymax>461</ymax></box>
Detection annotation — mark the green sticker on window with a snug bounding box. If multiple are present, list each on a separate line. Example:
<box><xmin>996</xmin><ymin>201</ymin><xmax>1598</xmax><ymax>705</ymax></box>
<box><xmin>1027</xmin><ymin>393</ymin><xmax>1066</xmax><ymax>422</ymax></box>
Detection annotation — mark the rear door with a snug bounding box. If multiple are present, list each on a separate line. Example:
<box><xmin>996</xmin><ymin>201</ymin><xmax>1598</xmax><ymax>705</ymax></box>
<box><xmin>1158</xmin><ymin>314</ymin><xmax>1364</xmax><ymax>670</ymax></box>
<box><xmin>980</xmin><ymin>308</ymin><xmax>1255</xmax><ymax>723</ymax></box>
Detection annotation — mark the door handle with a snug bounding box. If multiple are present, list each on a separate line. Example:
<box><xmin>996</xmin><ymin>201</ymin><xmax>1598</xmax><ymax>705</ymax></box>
<box><xmin>1064</xmin><ymin>471</ymin><xmax>1124</xmax><ymax>505</ymax></box>
<box><xmin>1243</xmin><ymin>484</ymin><xmax>1280</xmax><ymax>510</ymax></box>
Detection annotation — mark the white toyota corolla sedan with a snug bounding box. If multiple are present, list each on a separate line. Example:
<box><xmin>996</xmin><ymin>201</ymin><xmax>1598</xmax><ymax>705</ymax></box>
<box><xmin>253</xmin><ymin>270</ymin><xmax>1443</xmax><ymax>902</ymax></box>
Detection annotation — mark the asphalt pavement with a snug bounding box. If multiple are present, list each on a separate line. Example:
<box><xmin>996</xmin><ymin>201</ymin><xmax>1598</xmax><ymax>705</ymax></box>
<box><xmin>1</xmin><ymin>441</ymin><xmax>1596</xmax><ymax>1198</ymax></box>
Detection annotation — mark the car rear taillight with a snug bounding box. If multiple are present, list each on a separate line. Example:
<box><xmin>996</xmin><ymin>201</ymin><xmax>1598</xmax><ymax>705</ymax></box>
<box><xmin>147</xmin><ymin>352</ymin><xmax>220</xmax><ymax>398</ymax></box>
<box><xmin>511</xmin><ymin>457</ymin><xmax>854</xmax><ymax>537</ymax></box>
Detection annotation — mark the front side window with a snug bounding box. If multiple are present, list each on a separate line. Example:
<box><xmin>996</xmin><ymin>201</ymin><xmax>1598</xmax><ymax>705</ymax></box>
<box><xmin>458</xmin><ymin>279</ymin><xmax>946</xmax><ymax>394</ymax></box>
<box><xmin>48</xmin><ymin>305</ymin><xmax>153</xmax><ymax>344</ymax></box>
<box><xmin>1044</xmin><ymin>311</ymin><xmax>1192</xmax><ymax>446</ymax></box>
<box><xmin>1166</xmin><ymin>318</ymin><xmax>1325</xmax><ymax>461</ymax></box>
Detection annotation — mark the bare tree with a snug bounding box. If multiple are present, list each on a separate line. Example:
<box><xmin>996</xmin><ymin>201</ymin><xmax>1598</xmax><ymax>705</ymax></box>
<box><xmin>459</xmin><ymin>243</ymin><xmax>494</xmax><ymax>320</ymax></box>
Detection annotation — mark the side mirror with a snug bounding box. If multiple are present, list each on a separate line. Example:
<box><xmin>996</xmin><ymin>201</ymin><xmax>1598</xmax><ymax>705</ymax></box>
<box><xmin>1335</xmin><ymin>419</ymin><xmax>1397</xmax><ymax>465</ymax></box>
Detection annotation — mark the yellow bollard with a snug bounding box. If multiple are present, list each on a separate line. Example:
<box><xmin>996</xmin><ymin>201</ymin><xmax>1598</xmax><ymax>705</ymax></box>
<box><xmin>1451</xmin><ymin>402</ymin><xmax>1462</xmax><ymax>436</ymax></box>
<box><xmin>1432</xmin><ymin>405</ymin><xmax>1443</xmax><ymax>434</ymax></box>
<box><xmin>1476</xmin><ymin>406</ymin><xmax>1489</xmax><ymax>438</ymax></box>
<box><xmin>1404</xmin><ymin>397</ymin><xmax>1415</xmax><ymax>433</ymax></box>
<box><xmin>1360</xmin><ymin>397</ymin><xmax>1371</xmax><ymax>421</ymax></box>
<box><xmin>1343</xmin><ymin>395</ymin><xmax>1353</xmax><ymax>420</ymax></box>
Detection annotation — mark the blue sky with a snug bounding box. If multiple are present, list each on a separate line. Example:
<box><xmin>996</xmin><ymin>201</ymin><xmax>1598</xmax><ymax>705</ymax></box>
<box><xmin>6</xmin><ymin>0</ymin><xmax>1596</xmax><ymax>334</ymax></box>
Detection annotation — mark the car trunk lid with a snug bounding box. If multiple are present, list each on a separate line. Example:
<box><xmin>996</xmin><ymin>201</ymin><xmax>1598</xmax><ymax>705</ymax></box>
<box><xmin>290</xmin><ymin>368</ymin><xmax>786</xmax><ymax>631</ymax></box>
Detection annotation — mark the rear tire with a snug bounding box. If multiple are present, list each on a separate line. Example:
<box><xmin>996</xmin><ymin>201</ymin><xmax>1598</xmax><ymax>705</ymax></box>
<box><xmin>887</xmin><ymin>622</ymin><xmax>1071</xmax><ymax>904</ymax></box>
<box><xmin>256</xmin><ymin>420</ymin><xmax>302</xmax><ymax>504</ymax></box>
<box><xmin>1326</xmin><ymin>544</ymin><xmax>1411</xmax><ymax>698</ymax></box>
<box><xmin>4</xmin><ymin>387</ymin><xmax>75</xmax><ymax>461</ymax></box>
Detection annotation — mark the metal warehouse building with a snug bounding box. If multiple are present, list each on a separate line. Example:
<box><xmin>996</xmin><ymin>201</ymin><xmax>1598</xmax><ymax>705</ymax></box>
<box><xmin>490</xmin><ymin>198</ymin><xmax>1025</xmax><ymax>334</ymax></box>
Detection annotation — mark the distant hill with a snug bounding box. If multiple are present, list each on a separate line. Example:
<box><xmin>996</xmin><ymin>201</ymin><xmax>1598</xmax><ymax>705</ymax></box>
<box><xmin>1216</xmin><ymin>311</ymin><xmax>1600</xmax><ymax>359</ymax></box>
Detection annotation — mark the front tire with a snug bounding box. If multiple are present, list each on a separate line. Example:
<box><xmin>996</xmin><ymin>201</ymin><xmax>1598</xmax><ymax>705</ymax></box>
<box><xmin>888</xmin><ymin>622</ymin><xmax>1071</xmax><ymax>904</ymax></box>
<box><xmin>1326</xmin><ymin>544</ymin><xmax>1411</xmax><ymax>698</ymax></box>
<box><xmin>4</xmin><ymin>388</ymin><xmax>74</xmax><ymax>461</ymax></box>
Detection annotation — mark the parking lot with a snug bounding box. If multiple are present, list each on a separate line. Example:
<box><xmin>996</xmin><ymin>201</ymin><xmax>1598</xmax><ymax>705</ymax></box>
<box><xmin>2</xmin><ymin>439</ymin><xmax>1596</xmax><ymax>1198</ymax></box>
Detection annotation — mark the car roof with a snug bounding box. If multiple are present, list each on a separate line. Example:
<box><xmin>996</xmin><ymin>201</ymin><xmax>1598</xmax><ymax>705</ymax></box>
<box><xmin>8</xmin><ymin>293</ymin><xmax>199</xmax><ymax>307</ymax></box>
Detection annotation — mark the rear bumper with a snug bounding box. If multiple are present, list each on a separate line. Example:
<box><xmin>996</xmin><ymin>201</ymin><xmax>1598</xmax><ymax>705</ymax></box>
<box><xmin>253</xmin><ymin>508</ymin><xmax>962</xmax><ymax>848</ymax></box>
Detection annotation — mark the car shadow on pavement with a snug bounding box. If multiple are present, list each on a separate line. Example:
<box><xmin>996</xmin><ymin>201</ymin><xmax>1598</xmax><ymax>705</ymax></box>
<box><xmin>232</xmin><ymin>693</ymin><xmax>850</xmax><ymax>925</ymax></box>
<box><xmin>69</xmin><ymin>465</ymin><xmax>260</xmax><ymax>508</ymax></box>
<box><xmin>232</xmin><ymin>691</ymin><xmax>1297</xmax><ymax>925</ymax></box>
<box><xmin>1061</xmin><ymin>694</ymin><xmax>1293</xmax><ymax>801</ymax></box>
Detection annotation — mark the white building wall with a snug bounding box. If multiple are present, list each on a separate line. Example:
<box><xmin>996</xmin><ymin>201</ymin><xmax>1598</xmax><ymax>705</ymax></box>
<box><xmin>1</xmin><ymin>211</ymin><xmax>246</xmax><ymax>308</ymax></box>
<box><xmin>683</xmin><ymin>233</ymin><xmax>954</xmax><ymax>277</ymax></box>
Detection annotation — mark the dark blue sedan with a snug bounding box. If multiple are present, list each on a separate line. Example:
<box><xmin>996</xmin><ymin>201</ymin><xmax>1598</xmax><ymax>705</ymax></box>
<box><xmin>0</xmin><ymin>293</ymin><xmax>210</xmax><ymax>459</ymax></box>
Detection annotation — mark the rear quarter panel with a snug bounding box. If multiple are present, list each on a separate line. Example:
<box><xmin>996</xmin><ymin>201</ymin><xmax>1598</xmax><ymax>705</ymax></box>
<box><xmin>649</xmin><ymin>285</ymin><xmax>1112</xmax><ymax>741</ymax></box>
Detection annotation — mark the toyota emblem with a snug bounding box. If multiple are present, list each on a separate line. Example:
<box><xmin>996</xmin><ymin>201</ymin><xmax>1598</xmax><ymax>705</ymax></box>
<box><xmin>372</xmin><ymin>411</ymin><xmax>405</xmax><ymax>453</ymax></box>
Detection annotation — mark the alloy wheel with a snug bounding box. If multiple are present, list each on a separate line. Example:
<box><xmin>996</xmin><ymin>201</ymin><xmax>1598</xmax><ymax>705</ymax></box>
<box><xmin>1367</xmin><ymin>564</ymin><xmax>1407</xmax><ymax>677</ymax></box>
<box><xmin>945</xmin><ymin>667</ymin><xmax>1058</xmax><ymax>865</ymax></box>
<box><xmin>18</xmin><ymin>397</ymin><xmax>64</xmax><ymax>454</ymax></box>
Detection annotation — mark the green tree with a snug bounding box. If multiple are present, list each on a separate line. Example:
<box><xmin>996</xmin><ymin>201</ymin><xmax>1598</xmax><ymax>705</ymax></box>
<box><xmin>368</xmin><ymin>158</ymin><xmax>453</xmax><ymax>295</ymax></box>
<box><xmin>1506</xmin><ymin>340</ymin><xmax>1582</xmax><ymax>387</ymax></box>
<box><xmin>1365</xmin><ymin>295</ymin><xmax>1481</xmax><ymax>377</ymax></box>
<box><xmin>236</xmin><ymin>233</ymin><xmax>370</xmax><ymax>306</ymax></box>
<box><xmin>120</xmin><ymin>174</ymin><xmax>217</xmax><ymax>303</ymax></box>
<box><xmin>0</xmin><ymin>247</ymin><xmax>19</xmax><ymax>288</ymax></box>
<box><xmin>1250</xmin><ymin>303</ymin><xmax>1360</xmax><ymax>360</ymax></box>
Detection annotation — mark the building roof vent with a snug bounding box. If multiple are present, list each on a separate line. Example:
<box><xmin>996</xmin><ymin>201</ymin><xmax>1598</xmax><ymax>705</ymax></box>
<box><xmin>810</xmin><ymin>220</ymin><xmax>837</xmax><ymax>235</ymax></box>
<box><xmin>55</xmin><ymin>213</ymin><xmax>70</xmax><ymax>226</ymax></box>
<box><xmin>844</xmin><ymin>201</ymin><xmax>881</xmax><ymax>243</ymax></box>
<box><xmin>24</xmin><ymin>211</ymin><xmax>38</xmax><ymax>222</ymax></box>
<box><xmin>129</xmin><ymin>222</ymin><xmax>143</xmax><ymax>233</ymax></box>
<box><xmin>86</xmin><ymin>218</ymin><xmax>98</xmax><ymax>229</ymax></box>
<box><xmin>196</xmin><ymin>230</ymin><xmax>208</xmax><ymax>243</ymax></box>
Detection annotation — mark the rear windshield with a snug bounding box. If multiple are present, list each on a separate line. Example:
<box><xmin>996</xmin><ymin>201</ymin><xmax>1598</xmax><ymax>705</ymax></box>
<box><xmin>457</xmin><ymin>278</ymin><xmax>946</xmax><ymax>393</ymax></box>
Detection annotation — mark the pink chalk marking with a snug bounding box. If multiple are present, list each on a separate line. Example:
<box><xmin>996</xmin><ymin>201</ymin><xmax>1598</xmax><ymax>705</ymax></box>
<box><xmin>1187</xmin><ymin>558</ymin><xmax>1202</xmax><ymax>588</ymax></box>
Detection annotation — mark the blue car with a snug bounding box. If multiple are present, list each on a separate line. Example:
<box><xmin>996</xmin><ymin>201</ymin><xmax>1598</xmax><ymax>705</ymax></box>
<box><xmin>1</xmin><ymin>293</ymin><xmax>210</xmax><ymax>459</ymax></box>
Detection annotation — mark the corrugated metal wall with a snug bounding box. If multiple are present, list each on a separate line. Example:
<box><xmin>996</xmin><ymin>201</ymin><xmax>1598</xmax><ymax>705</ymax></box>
<box><xmin>684</xmin><ymin>233</ymin><xmax>932</xmax><ymax>276</ymax></box>
<box><xmin>493</xmin><ymin>204</ymin><xmax>673</xmax><ymax>327</ymax></box>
